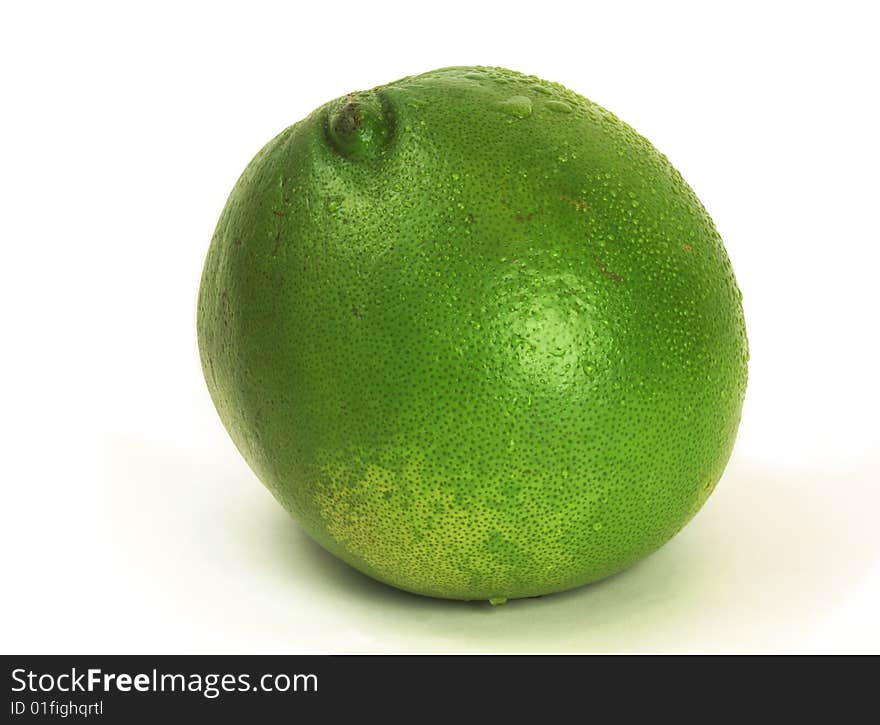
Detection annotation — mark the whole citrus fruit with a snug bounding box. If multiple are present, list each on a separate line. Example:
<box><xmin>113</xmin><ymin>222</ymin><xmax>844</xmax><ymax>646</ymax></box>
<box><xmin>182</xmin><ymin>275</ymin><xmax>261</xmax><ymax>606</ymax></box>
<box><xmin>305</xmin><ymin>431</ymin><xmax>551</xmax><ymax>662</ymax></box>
<box><xmin>197</xmin><ymin>66</ymin><xmax>748</xmax><ymax>602</ymax></box>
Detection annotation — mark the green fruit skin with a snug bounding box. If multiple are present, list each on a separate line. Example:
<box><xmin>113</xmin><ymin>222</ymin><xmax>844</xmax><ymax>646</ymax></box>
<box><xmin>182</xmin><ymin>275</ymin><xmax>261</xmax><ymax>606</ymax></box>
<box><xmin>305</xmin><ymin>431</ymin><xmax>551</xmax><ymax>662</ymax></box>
<box><xmin>197</xmin><ymin>66</ymin><xmax>748</xmax><ymax>601</ymax></box>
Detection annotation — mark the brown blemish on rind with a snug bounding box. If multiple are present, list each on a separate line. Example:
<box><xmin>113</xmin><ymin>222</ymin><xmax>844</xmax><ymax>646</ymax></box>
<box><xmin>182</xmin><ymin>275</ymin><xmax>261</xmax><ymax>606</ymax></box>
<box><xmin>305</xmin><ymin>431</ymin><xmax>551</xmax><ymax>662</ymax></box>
<box><xmin>592</xmin><ymin>254</ymin><xmax>623</xmax><ymax>282</ymax></box>
<box><xmin>682</xmin><ymin>244</ymin><xmax>693</xmax><ymax>251</ymax></box>
<box><xmin>561</xmin><ymin>195</ymin><xmax>590</xmax><ymax>212</ymax></box>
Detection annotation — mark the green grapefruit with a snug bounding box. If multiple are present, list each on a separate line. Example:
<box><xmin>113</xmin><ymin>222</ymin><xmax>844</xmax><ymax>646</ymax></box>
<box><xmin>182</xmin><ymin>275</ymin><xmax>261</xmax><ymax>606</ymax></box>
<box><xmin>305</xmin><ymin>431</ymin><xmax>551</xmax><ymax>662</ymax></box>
<box><xmin>197</xmin><ymin>66</ymin><xmax>748</xmax><ymax>602</ymax></box>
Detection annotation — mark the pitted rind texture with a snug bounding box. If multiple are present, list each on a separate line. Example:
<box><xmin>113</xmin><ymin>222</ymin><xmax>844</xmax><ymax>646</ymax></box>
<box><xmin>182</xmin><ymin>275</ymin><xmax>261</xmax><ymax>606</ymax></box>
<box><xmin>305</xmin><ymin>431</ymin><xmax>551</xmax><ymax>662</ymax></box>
<box><xmin>197</xmin><ymin>66</ymin><xmax>749</xmax><ymax>601</ymax></box>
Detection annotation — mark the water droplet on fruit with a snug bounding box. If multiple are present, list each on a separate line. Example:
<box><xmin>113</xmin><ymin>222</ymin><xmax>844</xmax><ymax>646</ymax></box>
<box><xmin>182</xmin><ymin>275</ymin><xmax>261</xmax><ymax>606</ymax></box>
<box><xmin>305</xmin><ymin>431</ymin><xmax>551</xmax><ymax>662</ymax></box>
<box><xmin>498</xmin><ymin>96</ymin><xmax>532</xmax><ymax>119</ymax></box>
<box><xmin>545</xmin><ymin>100</ymin><xmax>573</xmax><ymax>113</ymax></box>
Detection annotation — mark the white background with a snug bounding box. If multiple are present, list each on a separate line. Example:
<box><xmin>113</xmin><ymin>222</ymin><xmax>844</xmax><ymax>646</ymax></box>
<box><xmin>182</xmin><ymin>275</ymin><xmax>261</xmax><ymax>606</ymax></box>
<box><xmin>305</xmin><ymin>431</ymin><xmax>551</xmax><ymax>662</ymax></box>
<box><xmin>2</xmin><ymin>1</ymin><xmax>878</xmax><ymax>653</ymax></box>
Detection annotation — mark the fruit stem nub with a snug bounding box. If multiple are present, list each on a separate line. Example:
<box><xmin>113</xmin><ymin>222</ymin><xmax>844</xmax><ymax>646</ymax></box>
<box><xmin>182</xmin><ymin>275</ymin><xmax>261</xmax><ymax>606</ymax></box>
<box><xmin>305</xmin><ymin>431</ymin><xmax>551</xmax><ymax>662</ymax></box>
<box><xmin>325</xmin><ymin>89</ymin><xmax>391</xmax><ymax>162</ymax></box>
